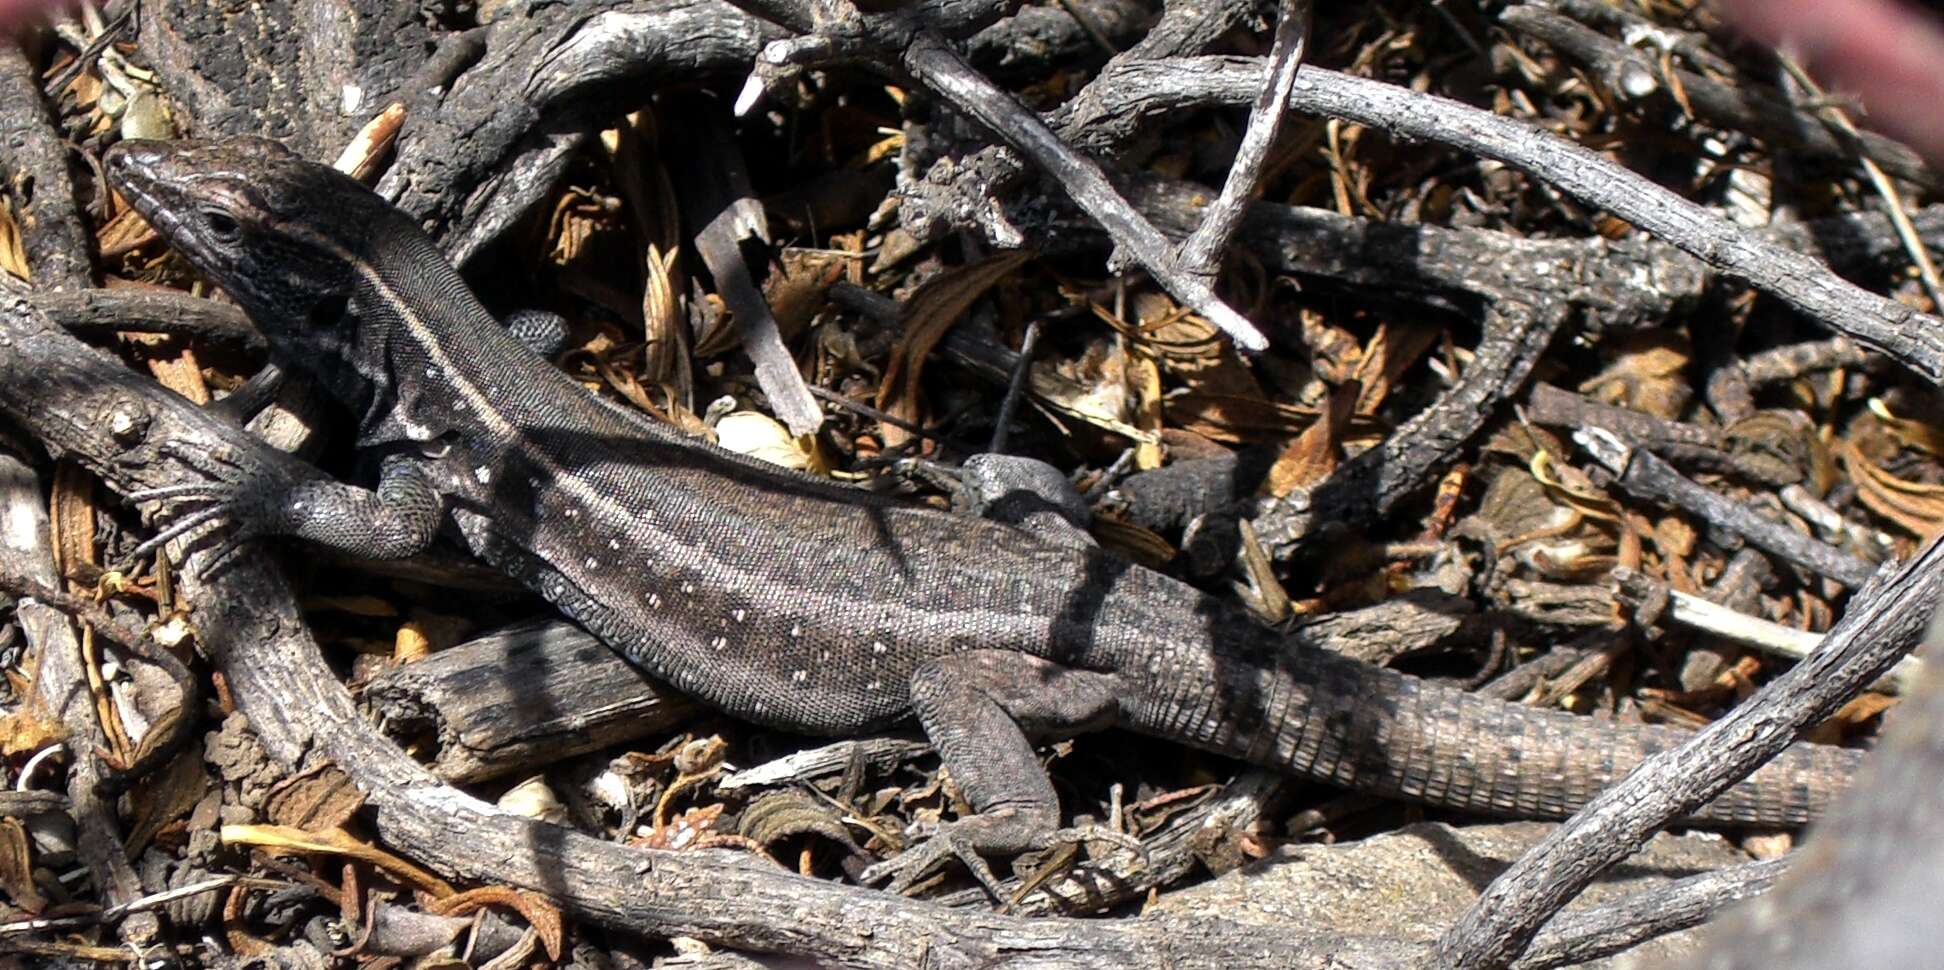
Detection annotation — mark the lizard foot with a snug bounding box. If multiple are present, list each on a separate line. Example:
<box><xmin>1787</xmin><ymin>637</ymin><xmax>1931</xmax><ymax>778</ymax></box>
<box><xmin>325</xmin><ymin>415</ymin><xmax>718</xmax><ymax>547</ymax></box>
<box><xmin>860</xmin><ymin>820</ymin><xmax>1147</xmax><ymax>900</ymax></box>
<box><xmin>860</xmin><ymin>821</ymin><xmax>1008</xmax><ymax>899</ymax></box>
<box><xmin>126</xmin><ymin>480</ymin><xmax>250</xmax><ymax>567</ymax></box>
<box><xmin>125</xmin><ymin>447</ymin><xmax>294</xmax><ymax>573</ymax></box>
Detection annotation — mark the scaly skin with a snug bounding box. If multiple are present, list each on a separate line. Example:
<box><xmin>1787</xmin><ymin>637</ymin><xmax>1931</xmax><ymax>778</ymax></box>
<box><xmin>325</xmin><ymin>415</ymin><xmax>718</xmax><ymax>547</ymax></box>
<box><xmin>104</xmin><ymin>137</ymin><xmax>1861</xmax><ymax>893</ymax></box>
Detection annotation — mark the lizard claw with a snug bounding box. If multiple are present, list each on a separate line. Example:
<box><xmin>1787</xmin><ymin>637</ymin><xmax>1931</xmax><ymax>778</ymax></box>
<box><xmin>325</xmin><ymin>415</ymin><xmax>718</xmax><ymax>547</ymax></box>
<box><xmin>1040</xmin><ymin>822</ymin><xmax>1148</xmax><ymax>865</ymax></box>
<box><xmin>860</xmin><ymin>820</ymin><xmax>1148</xmax><ymax>900</ymax></box>
<box><xmin>860</xmin><ymin>824</ymin><xmax>1009</xmax><ymax>899</ymax></box>
<box><xmin>128</xmin><ymin>486</ymin><xmax>241</xmax><ymax>562</ymax></box>
<box><xmin>124</xmin><ymin>453</ymin><xmax>293</xmax><ymax>570</ymax></box>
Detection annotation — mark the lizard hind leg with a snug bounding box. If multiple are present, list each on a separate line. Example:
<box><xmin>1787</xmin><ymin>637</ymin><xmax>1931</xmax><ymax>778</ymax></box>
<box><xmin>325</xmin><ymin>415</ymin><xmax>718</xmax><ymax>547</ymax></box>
<box><xmin>861</xmin><ymin>650</ymin><xmax>1141</xmax><ymax>897</ymax></box>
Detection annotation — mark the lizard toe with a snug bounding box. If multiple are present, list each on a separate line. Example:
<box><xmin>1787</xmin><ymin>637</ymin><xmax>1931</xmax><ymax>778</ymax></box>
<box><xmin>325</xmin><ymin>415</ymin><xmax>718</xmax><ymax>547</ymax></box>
<box><xmin>1034</xmin><ymin>822</ymin><xmax>1147</xmax><ymax>865</ymax></box>
<box><xmin>860</xmin><ymin>823</ymin><xmax>1008</xmax><ymax>899</ymax></box>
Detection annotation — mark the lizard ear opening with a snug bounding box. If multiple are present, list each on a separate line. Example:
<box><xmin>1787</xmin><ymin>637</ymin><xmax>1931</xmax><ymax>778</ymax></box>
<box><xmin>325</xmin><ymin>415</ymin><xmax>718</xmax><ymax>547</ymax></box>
<box><xmin>307</xmin><ymin>293</ymin><xmax>349</xmax><ymax>329</ymax></box>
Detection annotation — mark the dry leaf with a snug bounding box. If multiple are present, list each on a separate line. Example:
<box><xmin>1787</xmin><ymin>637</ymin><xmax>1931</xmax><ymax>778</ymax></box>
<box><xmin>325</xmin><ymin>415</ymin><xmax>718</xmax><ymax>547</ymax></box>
<box><xmin>50</xmin><ymin>461</ymin><xmax>97</xmax><ymax>581</ymax></box>
<box><xmin>0</xmin><ymin>200</ymin><xmax>27</xmax><ymax>283</ymax></box>
<box><xmin>0</xmin><ymin>817</ymin><xmax>45</xmax><ymax>914</ymax></box>
<box><xmin>1259</xmin><ymin>380</ymin><xmax>1361</xmax><ymax>497</ymax></box>
<box><xmin>497</xmin><ymin>776</ymin><xmax>568</xmax><ymax>824</ymax></box>
<box><xmin>1528</xmin><ymin>450</ymin><xmax>1621</xmax><ymax>522</ymax></box>
<box><xmin>765</xmin><ymin>249</ymin><xmax>850</xmax><ymax>341</ymax></box>
<box><xmin>1867</xmin><ymin>397</ymin><xmax>1944</xmax><ymax>457</ymax></box>
<box><xmin>875</xmin><ymin>251</ymin><xmax>1030</xmax><ymax>448</ymax></box>
<box><xmin>0</xmin><ymin>709</ymin><xmax>67</xmax><ymax>758</ymax></box>
<box><xmin>715</xmin><ymin>411</ymin><xmax>828</xmax><ymax>473</ymax></box>
<box><xmin>1128</xmin><ymin>345</ymin><xmax>1164</xmax><ymax>471</ymax></box>
<box><xmin>1165</xmin><ymin>392</ymin><xmax>1315</xmax><ymax>443</ymax></box>
<box><xmin>124</xmin><ymin>739</ymin><xmax>209</xmax><ymax>856</ymax></box>
<box><xmin>1578</xmin><ymin>332</ymin><xmax>1690</xmax><ymax>418</ymax></box>
<box><xmin>263</xmin><ymin>762</ymin><xmax>366</xmax><ymax>832</ymax></box>
<box><xmin>1349</xmin><ymin>321</ymin><xmax>1439</xmax><ymax>415</ymax></box>
<box><xmin>97</xmin><ymin>205</ymin><xmax>159</xmax><ymax>259</ymax></box>
<box><xmin>393</xmin><ymin>620</ymin><xmax>432</xmax><ymax>663</ymax></box>
<box><xmin>330</xmin><ymin>102</ymin><xmax>407</xmax><ymax>182</ymax></box>
<box><xmin>426</xmin><ymin>886</ymin><xmax>566</xmax><ymax>961</ymax></box>
<box><xmin>222</xmin><ymin>823</ymin><xmax>455</xmax><ymax>897</ymax></box>
<box><xmin>301</xmin><ymin>595</ymin><xmax>398</xmax><ymax>618</ymax></box>
<box><xmin>1127</xmin><ymin>292</ymin><xmax>1260</xmax><ymax>398</ymax></box>
<box><xmin>1090</xmin><ymin>517</ymin><xmax>1176</xmax><ymax>569</ymax></box>
<box><xmin>1840</xmin><ymin>440</ymin><xmax>1944</xmax><ymax>537</ymax></box>
<box><xmin>642</xmin><ymin>244</ymin><xmax>686</xmax><ymax>382</ymax></box>
<box><xmin>1416</xmin><ymin>463</ymin><xmax>1471</xmax><ymax>541</ymax></box>
<box><xmin>1298</xmin><ymin>307</ymin><xmax>1361</xmax><ymax>384</ymax></box>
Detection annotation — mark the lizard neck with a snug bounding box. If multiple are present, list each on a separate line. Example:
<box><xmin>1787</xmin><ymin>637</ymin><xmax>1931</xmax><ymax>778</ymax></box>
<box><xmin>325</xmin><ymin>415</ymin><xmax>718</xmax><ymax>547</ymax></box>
<box><xmin>337</xmin><ymin>225</ymin><xmax>510</xmax><ymax>448</ymax></box>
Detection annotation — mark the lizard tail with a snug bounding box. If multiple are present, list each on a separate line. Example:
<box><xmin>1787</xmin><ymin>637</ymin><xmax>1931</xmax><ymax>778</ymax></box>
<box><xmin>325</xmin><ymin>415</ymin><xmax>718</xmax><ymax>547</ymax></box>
<box><xmin>1119</xmin><ymin>642</ymin><xmax>1862</xmax><ymax>826</ymax></box>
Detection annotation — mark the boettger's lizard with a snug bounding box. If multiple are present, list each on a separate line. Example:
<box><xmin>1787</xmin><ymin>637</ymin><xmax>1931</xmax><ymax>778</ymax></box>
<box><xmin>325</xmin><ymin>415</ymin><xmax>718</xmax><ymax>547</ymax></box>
<box><xmin>104</xmin><ymin>137</ymin><xmax>1860</xmax><ymax>892</ymax></box>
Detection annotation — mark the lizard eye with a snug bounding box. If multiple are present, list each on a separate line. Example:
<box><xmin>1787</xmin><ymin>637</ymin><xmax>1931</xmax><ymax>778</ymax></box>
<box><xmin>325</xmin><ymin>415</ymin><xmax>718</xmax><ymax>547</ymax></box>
<box><xmin>202</xmin><ymin>209</ymin><xmax>241</xmax><ymax>243</ymax></box>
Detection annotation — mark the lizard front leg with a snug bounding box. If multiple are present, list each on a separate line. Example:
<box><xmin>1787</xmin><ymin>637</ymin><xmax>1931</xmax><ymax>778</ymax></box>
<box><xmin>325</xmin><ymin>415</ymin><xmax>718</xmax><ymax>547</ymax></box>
<box><xmin>862</xmin><ymin>650</ymin><xmax>1140</xmax><ymax>896</ymax></box>
<box><xmin>957</xmin><ymin>454</ymin><xmax>1096</xmax><ymax>549</ymax></box>
<box><xmin>131</xmin><ymin>450</ymin><xmax>444</xmax><ymax>572</ymax></box>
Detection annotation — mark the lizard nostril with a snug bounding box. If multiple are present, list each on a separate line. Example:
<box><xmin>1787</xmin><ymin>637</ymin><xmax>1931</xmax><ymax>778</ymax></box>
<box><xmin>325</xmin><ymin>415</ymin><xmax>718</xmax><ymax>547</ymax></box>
<box><xmin>104</xmin><ymin>141</ymin><xmax>163</xmax><ymax>178</ymax></box>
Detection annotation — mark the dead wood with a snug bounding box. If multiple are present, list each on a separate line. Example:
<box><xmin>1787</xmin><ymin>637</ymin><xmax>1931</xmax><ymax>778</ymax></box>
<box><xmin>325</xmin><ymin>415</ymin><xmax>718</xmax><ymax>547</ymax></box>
<box><xmin>1666</xmin><ymin>617</ymin><xmax>1944</xmax><ymax>970</ymax></box>
<box><xmin>0</xmin><ymin>40</ymin><xmax>91</xmax><ymax>290</ymax></box>
<box><xmin>364</xmin><ymin>619</ymin><xmax>697</xmax><ymax>786</ymax></box>
<box><xmin>1434</xmin><ymin>533</ymin><xmax>1944</xmax><ymax>969</ymax></box>
<box><xmin>1500</xmin><ymin>4</ymin><xmax>1934</xmax><ymax>190</ymax></box>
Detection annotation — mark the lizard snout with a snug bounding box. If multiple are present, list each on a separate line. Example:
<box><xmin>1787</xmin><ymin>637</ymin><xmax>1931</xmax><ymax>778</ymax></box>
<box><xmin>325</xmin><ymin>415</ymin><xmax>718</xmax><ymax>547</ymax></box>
<box><xmin>103</xmin><ymin>140</ymin><xmax>164</xmax><ymax>181</ymax></box>
<box><xmin>102</xmin><ymin>141</ymin><xmax>177</xmax><ymax>208</ymax></box>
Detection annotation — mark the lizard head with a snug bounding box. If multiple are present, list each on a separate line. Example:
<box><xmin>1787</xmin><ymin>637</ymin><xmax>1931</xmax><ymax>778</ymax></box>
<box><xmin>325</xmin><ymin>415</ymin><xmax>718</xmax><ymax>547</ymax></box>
<box><xmin>105</xmin><ymin>137</ymin><xmax>397</xmax><ymax>337</ymax></box>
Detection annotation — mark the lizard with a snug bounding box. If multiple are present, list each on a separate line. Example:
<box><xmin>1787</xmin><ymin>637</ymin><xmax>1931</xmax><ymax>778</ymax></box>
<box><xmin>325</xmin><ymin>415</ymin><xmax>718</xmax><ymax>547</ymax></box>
<box><xmin>103</xmin><ymin>136</ymin><xmax>1862</xmax><ymax>894</ymax></box>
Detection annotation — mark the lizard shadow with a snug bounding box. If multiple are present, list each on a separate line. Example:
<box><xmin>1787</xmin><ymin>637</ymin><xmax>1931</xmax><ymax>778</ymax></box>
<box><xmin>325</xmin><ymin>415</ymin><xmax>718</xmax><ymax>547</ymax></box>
<box><xmin>1411</xmin><ymin>820</ymin><xmax>1724</xmax><ymax>897</ymax></box>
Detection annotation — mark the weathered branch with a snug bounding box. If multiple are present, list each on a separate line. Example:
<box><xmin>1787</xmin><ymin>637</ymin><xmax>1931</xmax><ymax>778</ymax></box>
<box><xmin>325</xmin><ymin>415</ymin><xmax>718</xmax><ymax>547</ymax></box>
<box><xmin>1078</xmin><ymin>58</ymin><xmax>1944</xmax><ymax>384</ymax></box>
<box><xmin>0</xmin><ymin>39</ymin><xmax>91</xmax><ymax>289</ymax></box>
<box><xmin>1666</xmin><ymin>617</ymin><xmax>1944</xmax><ymax>970</ymax></box>
<box><xmin>1432</xmin><ymin>530</ymin><xmax>1944</xmax><ymax>969</ymax></box>
<box><xmin>1172</xmin><ymin>0</ymin><xmax>1310</xmax><ymax>280</ymax></box>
